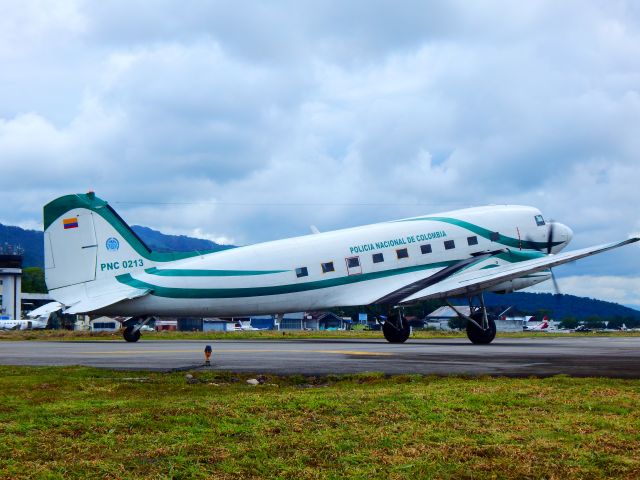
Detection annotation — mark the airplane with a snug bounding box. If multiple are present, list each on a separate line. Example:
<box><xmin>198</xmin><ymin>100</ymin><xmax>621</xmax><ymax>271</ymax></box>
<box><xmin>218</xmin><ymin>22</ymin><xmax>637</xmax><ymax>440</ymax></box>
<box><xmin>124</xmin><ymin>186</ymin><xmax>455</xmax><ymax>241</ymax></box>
<box><xmin>523</xmin><ymin>317</ymin><xmax>550</xmax><ymax>331</ymax></box>
<box><xmin>234</xmin><ymin>321</ymin><xmax>263</xmax><ymax>331</ymax></box>
<box><xmin>0</xmin><ymin>316</ymin><xmax>48</xmax><ymax>330</ymax></box>
<box><xmin>30</xmin><ymin>192</ymin><xmax>639</xmax><ymax>343</ymax></box>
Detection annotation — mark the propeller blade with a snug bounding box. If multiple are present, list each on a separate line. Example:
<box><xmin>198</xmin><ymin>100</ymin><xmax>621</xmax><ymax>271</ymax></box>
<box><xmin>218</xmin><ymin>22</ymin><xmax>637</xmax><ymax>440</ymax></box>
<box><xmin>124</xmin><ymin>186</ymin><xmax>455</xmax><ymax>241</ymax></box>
<box><xmin>526</xmin><ymin>218</ymin><xmax>554</xmax><ymax>252</ymax></box>
<box><xmin>546</xmin><ymin>221</ymin><xmax>556</xmax><ymax>254</ymax></box>
<box><xmin>550</xmin><ymin>268</ymin><xmax>561</xmax><ymax>295</ymax></box>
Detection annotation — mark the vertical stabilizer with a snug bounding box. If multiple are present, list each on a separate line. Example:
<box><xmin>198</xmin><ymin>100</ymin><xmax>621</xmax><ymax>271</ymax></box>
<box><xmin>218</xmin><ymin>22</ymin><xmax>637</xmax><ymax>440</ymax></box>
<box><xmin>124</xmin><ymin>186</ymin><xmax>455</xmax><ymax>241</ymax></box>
<box><xmin>44</xmin><ymin>192</ymin><xmax>154</xmax><ymax>290</ymax></box>
<box><xmin>44</xmin><ymin>192</ymin><xmax>205</xmax><ymax>292</ymax></box>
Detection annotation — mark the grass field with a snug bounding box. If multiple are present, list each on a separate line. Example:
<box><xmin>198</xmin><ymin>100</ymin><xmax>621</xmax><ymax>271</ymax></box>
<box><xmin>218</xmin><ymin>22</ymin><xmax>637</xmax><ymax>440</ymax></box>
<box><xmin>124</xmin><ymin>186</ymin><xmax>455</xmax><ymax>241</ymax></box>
<box><xmin>2</xmin><ymin>328</ymin><xmax>639</xmax><ymax>342</ymax></box>
<box><xmin>1</xmin><ymin>366</ymin><xmax>639</xmax><ymax>479</ymax></box>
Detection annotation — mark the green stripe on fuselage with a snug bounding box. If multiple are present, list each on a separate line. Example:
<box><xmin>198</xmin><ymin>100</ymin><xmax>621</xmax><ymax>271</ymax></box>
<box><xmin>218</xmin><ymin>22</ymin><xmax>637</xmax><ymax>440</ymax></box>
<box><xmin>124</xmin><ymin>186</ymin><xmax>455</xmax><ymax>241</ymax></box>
<box><xmin>116</xmin><ymin>246</ymin><xmax>546</xmax><ymax>299</ymax></box>
<box><xmin>116</xmin><ymin>248</ymin><xmax>544</xmax><ymax>299</ymax></box>
<box><xmin>396</xmin><ymin>216</ymin><xmax>561</xmax><ymax>251</ymax></box>
<box><xmin>144</xmin><ymin>267</ymin><xmax>289</xmax><ymax>276</ymax></box>
<box><xmin>117</xmin><ymin>260</ymin><xmax>457</xmax><ymax>299</ymax></box>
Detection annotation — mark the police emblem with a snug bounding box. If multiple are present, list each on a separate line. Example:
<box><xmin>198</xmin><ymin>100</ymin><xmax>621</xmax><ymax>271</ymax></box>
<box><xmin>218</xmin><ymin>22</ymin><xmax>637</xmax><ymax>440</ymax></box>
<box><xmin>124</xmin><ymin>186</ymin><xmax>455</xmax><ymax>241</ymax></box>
<box><xmin>105</xmin><ymin>237</ymin><xmax>120</xmax><ymax>251</ymax></box>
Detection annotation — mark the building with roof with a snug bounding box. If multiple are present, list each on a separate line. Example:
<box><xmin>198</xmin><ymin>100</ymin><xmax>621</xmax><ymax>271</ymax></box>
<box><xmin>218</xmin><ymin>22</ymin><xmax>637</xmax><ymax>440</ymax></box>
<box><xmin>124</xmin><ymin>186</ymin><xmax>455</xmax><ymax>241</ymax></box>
<box><xmin>90</xmin><ymin>316</ymin><xmax>123</xmax><ymax>332</ymax></box>
<box><xmin>425</xmin><ymin>305</ymin><xmax>524</xmax><ymax>332</ymax></box>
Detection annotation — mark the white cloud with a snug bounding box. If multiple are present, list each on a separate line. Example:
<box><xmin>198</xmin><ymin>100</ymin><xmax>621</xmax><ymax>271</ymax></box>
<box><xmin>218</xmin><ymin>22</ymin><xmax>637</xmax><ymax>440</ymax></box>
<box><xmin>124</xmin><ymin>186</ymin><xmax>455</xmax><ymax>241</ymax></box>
<box><xmin>0</xmin><ymin>0</ymin><xmax>86</xmax><ymax>58</ymax></box>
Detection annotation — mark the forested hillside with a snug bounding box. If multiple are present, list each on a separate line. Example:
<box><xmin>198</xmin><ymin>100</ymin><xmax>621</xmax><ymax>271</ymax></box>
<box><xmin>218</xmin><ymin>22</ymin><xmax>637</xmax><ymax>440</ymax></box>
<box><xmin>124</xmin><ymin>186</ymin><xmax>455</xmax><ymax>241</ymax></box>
<box><xmin>483</xmin><ymin>292</ymin><xmax>640</xmax><ymax>320</ymax></box>
<box><xmin>0</xmin><ymin>223</ymin><xmax>234</xmax><ymax>268</ymax></box>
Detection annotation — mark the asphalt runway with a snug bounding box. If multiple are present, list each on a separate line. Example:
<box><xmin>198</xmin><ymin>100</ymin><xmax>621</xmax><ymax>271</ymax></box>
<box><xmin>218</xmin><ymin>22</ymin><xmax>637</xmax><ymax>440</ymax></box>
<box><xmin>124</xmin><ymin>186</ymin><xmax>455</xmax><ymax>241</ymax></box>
<box><xmin>2</xmin><ymin>336</ymin><xmax>640</xmax><ymax>377</ymax></box>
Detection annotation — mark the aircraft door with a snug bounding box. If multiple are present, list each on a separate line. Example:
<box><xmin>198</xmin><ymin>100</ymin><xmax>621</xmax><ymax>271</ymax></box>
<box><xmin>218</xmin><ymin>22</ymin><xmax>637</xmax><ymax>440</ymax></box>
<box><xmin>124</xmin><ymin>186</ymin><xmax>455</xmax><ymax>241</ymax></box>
<box><xmin>345</xmin><ymin>256</ymin><xmax>362</xmax><ymax>275</ymax></box>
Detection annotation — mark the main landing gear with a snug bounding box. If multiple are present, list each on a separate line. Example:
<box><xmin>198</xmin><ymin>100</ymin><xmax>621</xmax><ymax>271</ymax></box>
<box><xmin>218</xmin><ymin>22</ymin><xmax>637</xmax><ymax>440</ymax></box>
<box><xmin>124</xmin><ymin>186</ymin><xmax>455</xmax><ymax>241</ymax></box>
<box><xmin>382</xmin><ymin>309</ymin><xmax>411</xmax><ymax>343</ymax></box>
<box><xmin>123</xmin><ymin>325</ymin><xmax>141</xmax><ymax>342</ymax></box>
<box><xmin>122</xmin><ymin>316</ymin><xmax>151</xmax><ymax>343</ymax></box>
<box><xmin>447</xmin><ymin>293</ymin><xmax>496</xmax><ymax>345</ymax></box>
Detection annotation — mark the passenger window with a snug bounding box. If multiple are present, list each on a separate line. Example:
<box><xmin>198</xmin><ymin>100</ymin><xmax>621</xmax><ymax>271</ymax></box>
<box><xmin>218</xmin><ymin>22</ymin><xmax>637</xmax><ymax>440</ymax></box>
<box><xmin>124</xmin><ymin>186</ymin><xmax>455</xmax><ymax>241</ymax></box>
<box><xmin>295</xmin><ymin>267</ymin><xmax>308</xmax><ymax>278</ymax></box>
<box><xmin>444</xmin><ymin>240</ymin><xmax>455</xmax><ymax>250</ymax></box>
<box><xmin>490</xmin><ymin>232</ymin><xmax>500</xmax><ymax>242</ymax></box>
<box><xmin>346</xmin><ymin>257</ymin><xmax>360</xmax><ymax>268</ymax></box>
<box><xmin>372</xmin><ymin>253</ymin><xmax>384</xmax><ymax>263</ymax></box>
<box><xmin>467</xmin><ymin>236</ymin><xmax>478</xmax><ymax>246</ymax></box>
<box><xmin>321</xmin><ymin>262</ymin><xmax>334</xmax><ymax>273</ymax></box>
<box><xmin>396</xmin><ymin>248</ymin><xmax>409</xmax><ymax>259</ymax></box>
<box><xmin>420</xmin><ymin>244</ymin><xmax>432</xmax><ymax>254</ymax></box>
<box><xmin>535</xmin><ymin>215</ymin><xmax>546</xmax><ymax>226</ymax></box>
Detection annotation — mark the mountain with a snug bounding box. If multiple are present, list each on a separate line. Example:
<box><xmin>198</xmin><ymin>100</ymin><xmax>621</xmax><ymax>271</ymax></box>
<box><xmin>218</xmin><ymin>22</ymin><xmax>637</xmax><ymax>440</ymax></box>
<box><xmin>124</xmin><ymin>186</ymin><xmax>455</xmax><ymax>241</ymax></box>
<box><xmin>0</xmin><ymin>224</ymin><xmax>43</xmax><ymax>268</ymax></box>
<box><xmin>130</xmin><ymin>225</ymin><xmax>235</xmax><ymax>254</ymax></box>
<box><xmin>482</xmin><ymin>292</ymin><xmax>640</xmax><ymax>320</ymax></box>
<box><xmin>0</xmin><ymin>223</ymin><xmax>234</xmax><ymax>268</ymax></box>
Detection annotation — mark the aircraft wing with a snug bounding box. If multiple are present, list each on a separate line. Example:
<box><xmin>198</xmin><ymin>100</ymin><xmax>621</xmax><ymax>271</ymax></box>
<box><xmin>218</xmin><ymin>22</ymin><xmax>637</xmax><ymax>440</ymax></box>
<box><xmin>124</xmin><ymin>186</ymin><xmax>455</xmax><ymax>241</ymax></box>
<box><xmin>61</xmin><ymin>287</ymin><xmax>151</xmax><ymax>314</ymax></box>
<box><xmin>396</xmin><ymin>237</ymin><xmax>640</xmax><ymax>304</ymax></box>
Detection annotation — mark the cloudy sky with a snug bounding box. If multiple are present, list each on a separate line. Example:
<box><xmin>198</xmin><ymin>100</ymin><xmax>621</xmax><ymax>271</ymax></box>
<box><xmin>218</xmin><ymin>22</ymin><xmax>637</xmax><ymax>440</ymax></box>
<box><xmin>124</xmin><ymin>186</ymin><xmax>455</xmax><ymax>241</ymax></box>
<box><xmin>1</xmin><ymin>1</ymin><xmax>639</xmax><ymax>306</ymax></box>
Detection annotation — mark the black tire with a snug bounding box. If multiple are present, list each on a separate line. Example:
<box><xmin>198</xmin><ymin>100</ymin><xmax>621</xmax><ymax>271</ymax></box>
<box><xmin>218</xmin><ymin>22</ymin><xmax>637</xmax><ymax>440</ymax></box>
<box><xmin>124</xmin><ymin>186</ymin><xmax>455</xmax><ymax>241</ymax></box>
<box><xmin>466</xmin><ymin>314</ymin><xmax>496</xmax><ymax>345</ymax></box>
<box><xmin>383</xmin><ymin>317</ymin><xmax>410</xmax><ymax>343</ymax></box>
<box><xmin>123</xmin><ymin>325</ymin><xmax>141</xmax><ymax>343</ymax></box>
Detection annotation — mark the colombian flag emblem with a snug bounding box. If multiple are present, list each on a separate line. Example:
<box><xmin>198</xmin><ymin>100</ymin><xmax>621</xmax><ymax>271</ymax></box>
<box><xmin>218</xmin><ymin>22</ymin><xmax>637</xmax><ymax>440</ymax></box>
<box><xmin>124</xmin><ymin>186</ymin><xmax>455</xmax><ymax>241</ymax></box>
<box><xmin>63</xmin><ymin>217</ymin><xmax>78</xmax><ymax>229</ymax></box>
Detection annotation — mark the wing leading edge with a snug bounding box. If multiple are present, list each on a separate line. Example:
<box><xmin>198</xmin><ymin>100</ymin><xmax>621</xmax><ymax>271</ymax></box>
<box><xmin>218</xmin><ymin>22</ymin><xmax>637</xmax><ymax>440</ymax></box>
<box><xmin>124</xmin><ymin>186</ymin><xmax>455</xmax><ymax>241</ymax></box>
<box><xmin>397</xmin><ymin>237</ymin><xmax>640</xmax><ymax>304</ymax></box>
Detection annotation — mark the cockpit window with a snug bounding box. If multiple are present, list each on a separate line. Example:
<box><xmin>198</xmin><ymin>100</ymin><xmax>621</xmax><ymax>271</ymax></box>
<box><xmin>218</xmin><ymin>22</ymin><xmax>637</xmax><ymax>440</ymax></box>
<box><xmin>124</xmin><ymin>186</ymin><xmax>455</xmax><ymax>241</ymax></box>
<box><xmin>535</xmin><ymin>215</ymin><xmax>545</xmax><ymax>226</ymax></box>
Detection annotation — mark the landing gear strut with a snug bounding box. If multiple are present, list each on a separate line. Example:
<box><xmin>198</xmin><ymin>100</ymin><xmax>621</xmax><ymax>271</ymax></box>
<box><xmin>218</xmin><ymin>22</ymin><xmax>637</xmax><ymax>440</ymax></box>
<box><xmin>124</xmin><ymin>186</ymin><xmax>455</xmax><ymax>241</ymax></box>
<box><xmin>447</xmin><ymin>294</ymin><xmax>496</xmax><ymax>345</ymax></box>
<box><xmin>382</xmin><ymin>309</ymin><xmax>410</xmax><ymax>343</ymax></box>
<box><xmin>122</xmin><ymin>316</ymin><xmax>151</xmax><ymax>343</ymax></box>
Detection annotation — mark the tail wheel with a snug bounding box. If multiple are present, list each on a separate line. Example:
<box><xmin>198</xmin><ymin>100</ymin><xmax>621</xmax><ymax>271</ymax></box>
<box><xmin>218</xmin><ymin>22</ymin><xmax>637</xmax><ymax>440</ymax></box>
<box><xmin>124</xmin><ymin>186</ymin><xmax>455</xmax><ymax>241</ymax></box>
<box><xmin>123</xmin><ymin>325</ymin><xmax>141</xmax><ymax>343</ymax></box>
<box><xmin>466</xmin><ymin>313</ymin><xmax>496</xmax><ymax>345</ymax></box>
<box><xmin>383</xmin><ymin>316</ymin><xmax>410</xmax><ymax>343</ymax></box>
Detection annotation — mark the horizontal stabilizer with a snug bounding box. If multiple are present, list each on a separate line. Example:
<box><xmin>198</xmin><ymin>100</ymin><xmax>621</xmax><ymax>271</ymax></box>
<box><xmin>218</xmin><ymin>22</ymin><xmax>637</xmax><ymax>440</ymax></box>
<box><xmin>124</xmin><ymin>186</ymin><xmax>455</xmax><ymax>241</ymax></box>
<box><xmin>27</xmin><ymin>301</ymin><xmax>63</xmax><ymax>318</ymax></box>
<box><xmin>63</xmin><ymin>287</ymin><xmax>151</xmax><ymax>314</ymax></box>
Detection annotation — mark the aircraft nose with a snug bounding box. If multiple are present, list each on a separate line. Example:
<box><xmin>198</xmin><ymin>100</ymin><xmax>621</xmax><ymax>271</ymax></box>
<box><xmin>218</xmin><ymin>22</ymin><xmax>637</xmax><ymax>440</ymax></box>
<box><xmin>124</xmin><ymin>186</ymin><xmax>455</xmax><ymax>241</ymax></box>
<box><xmin>552</xmin><ymin>222</ymin><xmax>573</xmax><ymax>252</ymax></box>
<box><xmin>558</xmin><ymin>223</ymin><xmax>573</xmax><ymax>243</ymax></box>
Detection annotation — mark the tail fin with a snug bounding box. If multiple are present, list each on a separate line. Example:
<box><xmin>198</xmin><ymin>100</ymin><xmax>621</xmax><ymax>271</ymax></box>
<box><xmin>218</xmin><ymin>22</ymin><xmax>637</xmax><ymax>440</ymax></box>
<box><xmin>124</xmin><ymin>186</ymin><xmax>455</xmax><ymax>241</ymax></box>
<box><xmin>45</xmin><ymin>192</ymin><xmax>211</xmax><ymax>291</ymax></box>
<box><xmin>44</xmin><ymin>192</ymin><xmax>156</xmax><ymax>290</ymax></box>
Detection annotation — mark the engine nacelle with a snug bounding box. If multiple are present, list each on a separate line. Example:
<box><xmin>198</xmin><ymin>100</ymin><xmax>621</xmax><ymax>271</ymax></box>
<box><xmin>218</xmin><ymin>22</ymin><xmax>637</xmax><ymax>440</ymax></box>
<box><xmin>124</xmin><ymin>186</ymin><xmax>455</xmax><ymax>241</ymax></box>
<box><xmin>488</xmin><ymin>270</ymin><xmax>552</xmax><ymax>294</ymax></box>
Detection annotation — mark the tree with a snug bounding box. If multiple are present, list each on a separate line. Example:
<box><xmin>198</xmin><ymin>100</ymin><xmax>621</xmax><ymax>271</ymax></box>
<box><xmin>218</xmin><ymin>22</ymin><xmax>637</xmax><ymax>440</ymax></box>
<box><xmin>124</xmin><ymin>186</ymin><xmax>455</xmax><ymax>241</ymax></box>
<box><xmin>536</xmin><ymin>308</ymin><xmax>553</xmax><ymax>320</ymax></box>
<box><xmin>558</xmin><ymin>316</ymin><xmax>579</xmax><ymax>330</ymax></box>
<box><xmin>607</xmin><ymin>317</ymin><xmax>626</xmax><ymax>330</ymax></box>
<box><xmin>583</xmin><ymin>316</ymin><xmax>606</xmax><ymax>329</ymax></box>
<box><xmin>22</xmin><ymin>267</ymin><xmax>47</xmax><ymax>293</ymax></box>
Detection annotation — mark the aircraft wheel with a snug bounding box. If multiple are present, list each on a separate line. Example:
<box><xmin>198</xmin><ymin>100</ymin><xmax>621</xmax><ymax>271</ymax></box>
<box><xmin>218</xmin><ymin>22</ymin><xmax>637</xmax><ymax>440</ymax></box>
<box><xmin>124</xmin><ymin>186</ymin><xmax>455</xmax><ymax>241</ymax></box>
<box><xmin>123</xmin><ymin>325</ymin><xmax>141</xmax><ymax>343</ymax></box>
<box><xmin>383</xmin><ymin>317</ymin><xmax>410</xmax><ymax>343</ymax></box>
<box><xmin>466</xmin><ymin>314</ymin><xmax>496</xmax><ymax>345</ymax></box>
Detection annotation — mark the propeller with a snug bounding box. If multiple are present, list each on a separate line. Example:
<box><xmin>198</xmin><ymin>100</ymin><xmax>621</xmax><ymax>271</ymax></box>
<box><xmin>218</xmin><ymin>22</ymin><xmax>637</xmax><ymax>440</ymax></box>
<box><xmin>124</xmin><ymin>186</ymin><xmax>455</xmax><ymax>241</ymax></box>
<box><xmin>545</xmin><ymin>221</ymin><xmax>555</xmax><ymax>254</ymax></box>
<box><xmin>525</xmin><ymin>220</ymin><xmax>558</xmax><ymax>253</ymax></box>
<box><xmin>526</xmin><ymin>220</ymin><xmax>561</xmax><ymax>295</ymax></box>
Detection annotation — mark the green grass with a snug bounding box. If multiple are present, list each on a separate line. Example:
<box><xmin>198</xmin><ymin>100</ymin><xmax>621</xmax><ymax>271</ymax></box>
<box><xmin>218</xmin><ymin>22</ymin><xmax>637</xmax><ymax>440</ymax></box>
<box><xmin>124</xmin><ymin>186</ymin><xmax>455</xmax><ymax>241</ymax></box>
<box><xmin>1</xmin><ymin>367</ymin><xmax>639</xmax><ymax>479</ymax></box>
<box><xmin>3</xmin><ymin>328</ymin><xmax>640</xmax><ymax>342</ymax></box>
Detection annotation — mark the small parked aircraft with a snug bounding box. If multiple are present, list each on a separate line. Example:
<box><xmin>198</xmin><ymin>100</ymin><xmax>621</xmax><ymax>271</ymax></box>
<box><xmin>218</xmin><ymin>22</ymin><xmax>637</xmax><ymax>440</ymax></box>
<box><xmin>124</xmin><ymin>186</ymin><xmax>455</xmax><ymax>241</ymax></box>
<box><xmin>523</xmin><ymin>317</ymin><xmax>550</xmax><ymax>331</ymax></box>
<box><xmin>32</xmin><ymin>192</ymin><xmax>639</xmax><ymax>343</ymax></box>
<box><xmin>0</xmin><ymin>316</ymin><xmax>48</xmax><ymax>330</ymax></box>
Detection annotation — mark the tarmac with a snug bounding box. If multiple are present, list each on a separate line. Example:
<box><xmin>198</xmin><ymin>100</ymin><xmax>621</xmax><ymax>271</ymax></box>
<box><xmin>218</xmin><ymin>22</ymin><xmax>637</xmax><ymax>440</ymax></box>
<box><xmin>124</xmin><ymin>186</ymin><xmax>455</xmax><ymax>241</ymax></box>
<box><xmin>1</xmin><ymin>336</ymin><xmax>640</xmax><ymax>377</ymax></box>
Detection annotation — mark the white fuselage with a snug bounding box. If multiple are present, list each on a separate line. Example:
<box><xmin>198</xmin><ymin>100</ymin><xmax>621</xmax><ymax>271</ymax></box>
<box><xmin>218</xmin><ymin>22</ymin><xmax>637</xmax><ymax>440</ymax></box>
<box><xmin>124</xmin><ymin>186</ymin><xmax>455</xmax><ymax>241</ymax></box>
<box><xmin>0</xmin><ymin>318</ymin><xmax>47</xmax><ymax>330</ymax></box>
<box><xmin>70</xmin><ymin>204</ymin><xmax>570</xmax><ymax>317</ymax></box>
